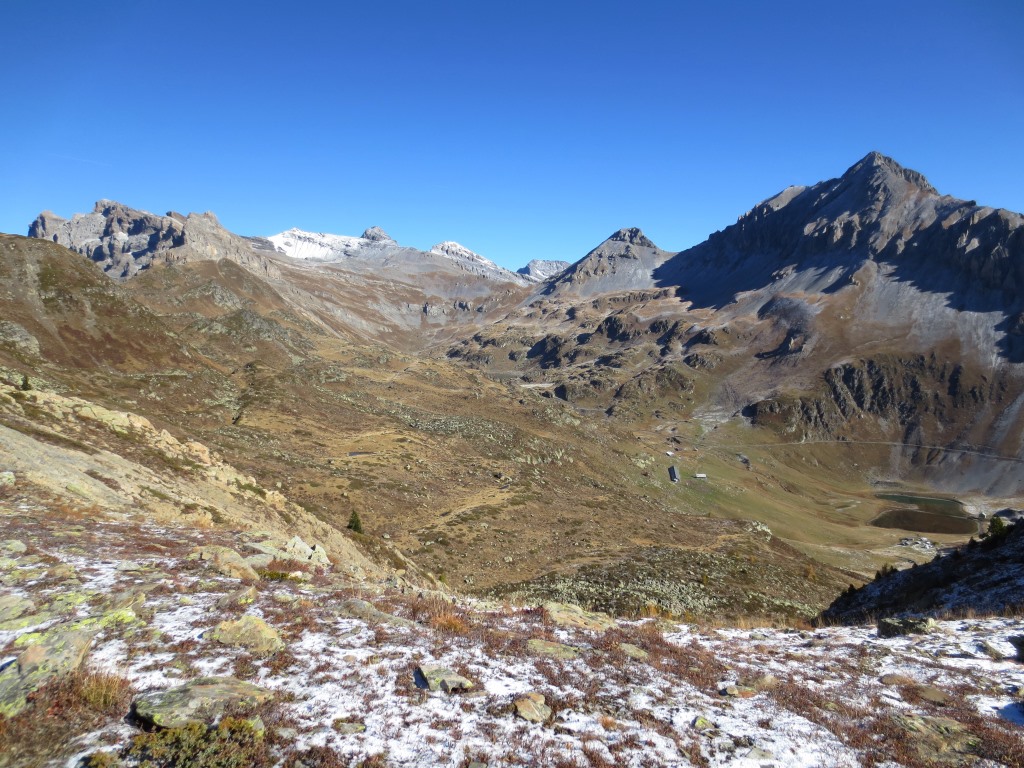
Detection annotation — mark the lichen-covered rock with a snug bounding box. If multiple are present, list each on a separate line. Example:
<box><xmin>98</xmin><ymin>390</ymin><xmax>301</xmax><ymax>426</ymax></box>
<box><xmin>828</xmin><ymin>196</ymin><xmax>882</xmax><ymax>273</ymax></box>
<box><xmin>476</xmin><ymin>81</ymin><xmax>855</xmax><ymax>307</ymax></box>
<box><xmin>209</xmin><ymin>615</ymin><xmax>284</xmax><ymax>655</ymax></box>
<box><xmin>0</xmin><ymin>594</ymin><xmax>35</xmax><ymax>623</ymax></box>
<box><xmin>132</xmin><ymin>676</ymin><xmax>273</xmax><ymax>728</ymax></box>
<box><xmin>619</xmin><ymin>642</ymin><xmax>649</xmax><ymax>661</ymax></box>
<box><xmin>0</xmin><ymin>621</ymin><xmax>97</xmax><ymax>716</ymax></box>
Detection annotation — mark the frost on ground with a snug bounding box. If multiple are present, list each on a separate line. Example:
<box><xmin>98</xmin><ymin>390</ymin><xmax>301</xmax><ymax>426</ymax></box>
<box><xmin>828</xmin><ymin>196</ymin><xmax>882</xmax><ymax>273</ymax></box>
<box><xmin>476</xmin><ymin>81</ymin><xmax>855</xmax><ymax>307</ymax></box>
<box><xmin>0</xmin><ymin>492</ymin><xmax>1022</xmax><ymax>768</ymax></box>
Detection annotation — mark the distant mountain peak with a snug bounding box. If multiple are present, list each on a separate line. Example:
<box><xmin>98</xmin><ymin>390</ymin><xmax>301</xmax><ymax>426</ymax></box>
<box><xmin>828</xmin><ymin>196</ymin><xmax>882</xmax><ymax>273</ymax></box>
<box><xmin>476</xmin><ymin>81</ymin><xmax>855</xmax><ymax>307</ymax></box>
<box><xmin>430</xmin><ymin>241</ymin><xmax>494</xmax><ymax>266</ymax></box>
<box><xmin>608</xmin><ymin>227</ymin><xmax>655</xmax><ymax>248</ymax></box>
<box><xmin>517</xmin><ymin>259</ymin><xmax>571</xmax><ymax>282</ymax></box>
<box><xmin>361</xmin><ymin>226</ymin><xmax>394</xmax><ymax>242</ymax></box>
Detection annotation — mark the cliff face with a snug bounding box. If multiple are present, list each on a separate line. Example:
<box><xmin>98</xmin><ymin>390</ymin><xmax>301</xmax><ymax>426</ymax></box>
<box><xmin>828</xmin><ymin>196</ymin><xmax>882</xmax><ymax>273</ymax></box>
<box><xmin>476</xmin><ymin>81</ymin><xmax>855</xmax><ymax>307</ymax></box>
<box><xmin>29</xmin><ymin>201</ymin><xmax>279</xmax><ymax>280</ymax></box>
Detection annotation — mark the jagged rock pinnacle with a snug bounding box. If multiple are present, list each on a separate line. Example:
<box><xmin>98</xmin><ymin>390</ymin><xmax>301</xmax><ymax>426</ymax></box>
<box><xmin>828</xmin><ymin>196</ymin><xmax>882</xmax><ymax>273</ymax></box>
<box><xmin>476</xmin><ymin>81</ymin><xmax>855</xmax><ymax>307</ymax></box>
<box><xmin>608</xmin><ymin>228</ymin><xmax>655</xmax><ymax>248</ymax></box>
<box><xmin>361</xmin><ymin>226</ymin><xmax>394</xmax><ymax>242</ymax></box>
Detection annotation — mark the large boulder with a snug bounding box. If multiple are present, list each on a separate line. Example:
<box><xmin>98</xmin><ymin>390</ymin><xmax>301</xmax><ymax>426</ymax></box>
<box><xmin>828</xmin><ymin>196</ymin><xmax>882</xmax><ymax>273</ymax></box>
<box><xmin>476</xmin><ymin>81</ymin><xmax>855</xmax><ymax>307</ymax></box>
<box><xmin>133</xmin><ymin>677</ymin><xmax>273</xmax><ymax>728</ymax></box>
<box><xmin>209</xmin><ymin>615</ymin><xmax>284</xmax><ymax>655</ymax></box>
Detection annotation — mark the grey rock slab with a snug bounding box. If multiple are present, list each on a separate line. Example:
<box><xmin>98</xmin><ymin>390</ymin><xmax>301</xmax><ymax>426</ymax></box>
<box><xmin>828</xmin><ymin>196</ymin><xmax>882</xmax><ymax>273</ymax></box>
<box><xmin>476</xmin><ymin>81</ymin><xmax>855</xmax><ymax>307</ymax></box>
<box><xmin>133</xmin><ymin>676</ymin><xmax>273</xmax><ymax>729</ymax></box>
<box><xmin>414</xmin><ymin>664</ymin><xmax>473</xmax><ymax>693</ymax></box>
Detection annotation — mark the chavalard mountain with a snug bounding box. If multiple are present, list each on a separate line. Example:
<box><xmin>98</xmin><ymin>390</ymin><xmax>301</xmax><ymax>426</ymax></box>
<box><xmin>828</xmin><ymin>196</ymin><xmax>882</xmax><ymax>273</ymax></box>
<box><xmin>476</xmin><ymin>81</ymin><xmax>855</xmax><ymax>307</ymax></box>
<box><xmin>4</xmin><ymin>151</ymin><xmax>1023</xmax><ymax>623</ymax></box>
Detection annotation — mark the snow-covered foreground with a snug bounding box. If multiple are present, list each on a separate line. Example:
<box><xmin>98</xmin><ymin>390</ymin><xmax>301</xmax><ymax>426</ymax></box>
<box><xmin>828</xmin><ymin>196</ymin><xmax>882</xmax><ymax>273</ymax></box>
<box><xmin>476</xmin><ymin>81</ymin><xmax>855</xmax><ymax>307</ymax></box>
<box><xmin>1</xmin><ymin>500</ymin><xmax>1022</xmax><ymax>768</ymax></box>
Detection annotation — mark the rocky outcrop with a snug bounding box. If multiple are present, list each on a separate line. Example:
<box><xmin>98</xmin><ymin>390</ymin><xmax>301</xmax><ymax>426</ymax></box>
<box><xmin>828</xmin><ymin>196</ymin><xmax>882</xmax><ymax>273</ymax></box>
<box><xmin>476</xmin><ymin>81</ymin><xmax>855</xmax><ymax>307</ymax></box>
<box><xmin>29</xmin><ymin>201</ymin><xmax>279</xmax><ymax>281</ymax></box>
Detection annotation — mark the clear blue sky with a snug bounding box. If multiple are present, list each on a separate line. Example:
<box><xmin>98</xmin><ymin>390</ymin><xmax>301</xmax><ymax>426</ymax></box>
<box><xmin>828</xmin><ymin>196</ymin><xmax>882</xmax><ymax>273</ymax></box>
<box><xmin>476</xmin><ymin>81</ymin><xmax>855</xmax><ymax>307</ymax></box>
<box><xmin>2</xmin><ymin>0</ymin><xmax>1022</xmax><ymax>270</ymax></box>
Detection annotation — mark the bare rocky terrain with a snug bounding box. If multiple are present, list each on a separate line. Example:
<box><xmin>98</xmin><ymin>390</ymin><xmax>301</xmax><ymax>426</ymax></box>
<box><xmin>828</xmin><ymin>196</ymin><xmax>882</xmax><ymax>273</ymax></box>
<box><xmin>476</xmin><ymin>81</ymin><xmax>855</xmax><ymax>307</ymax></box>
<box><xmin>3</xmin><ymin>152</ymin><xmax>1024</xmax><ymax>765</ymax></box>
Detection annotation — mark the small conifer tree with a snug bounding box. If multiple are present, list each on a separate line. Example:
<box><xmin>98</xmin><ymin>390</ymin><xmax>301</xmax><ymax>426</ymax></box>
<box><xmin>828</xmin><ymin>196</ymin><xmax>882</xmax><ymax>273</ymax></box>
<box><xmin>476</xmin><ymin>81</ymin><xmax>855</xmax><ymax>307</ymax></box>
<box><xmin>987</xmin><ymin>515</ymin><xmax>1008</xmax><ymax>540</ymax></box>
<box><xmin>347</xmin><ymin>510</ymin><xmax>363</xmax><ymax>534</ymax></box>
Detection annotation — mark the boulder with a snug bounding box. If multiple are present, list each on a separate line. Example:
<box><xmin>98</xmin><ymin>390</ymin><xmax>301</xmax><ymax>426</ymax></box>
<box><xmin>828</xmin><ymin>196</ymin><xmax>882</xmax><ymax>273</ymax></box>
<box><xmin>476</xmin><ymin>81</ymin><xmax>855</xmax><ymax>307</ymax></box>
<box><xmin>1007</xmin><ymin>635</ymin><xmax>1024</xmax><ymax>662</ymax></box>
<box><xmin>216</xmin><ymin>585</ymin><xmax>258</xmax><ymax>609</ymax></box>
<box><xmin>193</xmin><ymin>545</ymin><xmax>260</xmax><ymax>581</ymax></box>
<box><xmin>245</xmin><ymin>536</ymin><xmax>330</xmax><ymax>568</ymax></box>
<box><xmin>514</xmin><ymin>692</ymin><xmax>551</xmax><ymax>723</ymax></box>
<box><xmin>414</xmin><ymin>664</ymin><xmax>473</xmax><ymax>693</ymax></box>
<box><xmin>209</xmin><ymin>615</ymin><xmax>284</xmax><ymax>655</ymax></box>
<box><xmin>878</xmin><ymin>617</ymin><xmax>936</xmax><ymax>638</ymax></box>
<box><xmin>133</xmin><ymin>676</ymin><xmax>273</xmax><ymax>729</ymax></box>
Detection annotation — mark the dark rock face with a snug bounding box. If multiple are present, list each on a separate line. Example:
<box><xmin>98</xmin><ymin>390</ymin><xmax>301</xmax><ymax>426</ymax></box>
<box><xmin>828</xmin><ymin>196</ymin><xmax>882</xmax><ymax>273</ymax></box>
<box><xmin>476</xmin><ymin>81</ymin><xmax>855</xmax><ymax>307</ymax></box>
<box><xmin>744</xmin><ymin>354</ymin><xmax>1015</xmax><ymax>446</ymax></box>
<box><xmin>820</xmin><ymin>521</ymin><xmax>1024</xmax><ymax>624</ymax></box>
<box><xmin>654</xmin><ymin>151</ymin><xmax>1024</xmax><ymax>307</ymax></box>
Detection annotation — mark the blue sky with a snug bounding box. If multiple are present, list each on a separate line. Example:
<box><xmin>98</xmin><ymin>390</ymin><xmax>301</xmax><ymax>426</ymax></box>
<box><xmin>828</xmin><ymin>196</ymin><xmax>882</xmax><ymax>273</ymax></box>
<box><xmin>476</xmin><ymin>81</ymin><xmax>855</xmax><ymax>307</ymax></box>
<box><xmin>2</xmin><ymin>0</ymin><xmax>1022</xmax><ymax>270</ymax></box>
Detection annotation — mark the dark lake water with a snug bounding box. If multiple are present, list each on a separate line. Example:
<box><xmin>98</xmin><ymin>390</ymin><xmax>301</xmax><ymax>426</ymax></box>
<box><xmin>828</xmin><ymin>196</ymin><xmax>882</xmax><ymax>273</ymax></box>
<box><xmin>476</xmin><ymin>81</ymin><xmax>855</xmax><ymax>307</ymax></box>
<box><xmin>871</xmin><ymin>493</ymin><xmax>978</xmax><ymax>535</ymax></box>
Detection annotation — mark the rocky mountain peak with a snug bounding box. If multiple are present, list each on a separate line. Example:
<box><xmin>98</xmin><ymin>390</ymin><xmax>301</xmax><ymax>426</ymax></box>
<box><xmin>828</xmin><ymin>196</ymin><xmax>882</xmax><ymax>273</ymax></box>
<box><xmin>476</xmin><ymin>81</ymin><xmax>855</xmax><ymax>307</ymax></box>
<box><xmin>608</xmin><ymin>227</ymin><xmax>655</xmax><ymax>248</ymax></box>
<box><xmin>361</xmin><ymin>226</ymin><xmax>394</xmax><ymax>242</ymax></box>
<box><xmin>840</xmin><ymin>151</ymin><xmax>939</xmax><ymax>198</ymax></box>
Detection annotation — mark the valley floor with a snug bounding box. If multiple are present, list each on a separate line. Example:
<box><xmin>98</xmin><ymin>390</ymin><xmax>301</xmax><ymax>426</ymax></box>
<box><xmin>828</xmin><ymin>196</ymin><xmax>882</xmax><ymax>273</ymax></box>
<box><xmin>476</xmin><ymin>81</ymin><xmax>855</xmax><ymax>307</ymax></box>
<box><xmin>0</xmin><ymin>490</ymin><xmax>1022</xmax><ymax>768</ymax></box>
